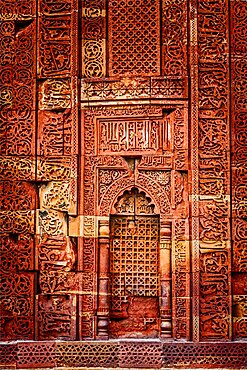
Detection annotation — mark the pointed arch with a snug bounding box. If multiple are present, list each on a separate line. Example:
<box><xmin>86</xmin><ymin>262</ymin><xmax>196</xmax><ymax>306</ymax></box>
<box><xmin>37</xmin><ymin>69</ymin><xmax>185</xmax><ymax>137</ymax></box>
<box><xmin>98</xmin><ymin>174</ymin><xmax>171</xmax><ymax>216</ymax></box>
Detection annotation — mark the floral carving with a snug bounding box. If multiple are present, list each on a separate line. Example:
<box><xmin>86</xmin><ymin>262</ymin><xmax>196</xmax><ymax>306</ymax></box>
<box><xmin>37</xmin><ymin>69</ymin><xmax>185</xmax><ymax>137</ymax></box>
<box><xmin>82</xmin><ymin>0</ymin><xmax>106</xmax><ymax>77</ymax></box>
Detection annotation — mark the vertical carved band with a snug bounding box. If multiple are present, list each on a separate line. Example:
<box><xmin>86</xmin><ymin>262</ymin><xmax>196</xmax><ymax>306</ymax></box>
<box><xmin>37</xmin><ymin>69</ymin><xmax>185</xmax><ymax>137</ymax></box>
<box><xmin>0</xmin><ymin>0</ymin><xmax>37</xmax><ymax>340</ymax></box>
<box><xmin>197</xmin><ymin>0</ymin><xmax>231</xmax><ymax>340</ymax></box>
<box><xmin>162</xmin><ymin>0</ymin><xmax>187</xmax><ymax>78</ymax></box>
<box><xmin>36</xmin><ymin>0</ymin><xmax>79</xmax><ymax>341</ymax></box>
<box><xmin>82</xmin><ymin>0</ymin><xmax>106</xmax><ymax>77</ymax></box>
<box><xmin>231</xmin><ymin>0</ymin><xmax>247</xmax><ymax>339</ymax></box>
<box><xmin>172</xmin><ymin>219</ymin><xmax>190</xmax><ymax>340</ymax></box>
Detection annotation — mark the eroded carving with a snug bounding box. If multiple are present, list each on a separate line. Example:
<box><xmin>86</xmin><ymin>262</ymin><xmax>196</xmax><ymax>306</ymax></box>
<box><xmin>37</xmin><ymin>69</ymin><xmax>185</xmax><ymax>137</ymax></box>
<box><xmin>37</xmin><ymin>235</ymin><xmax>76</xmax><ymax>272</ymax></box>
<box><xmin>37</xmin><ymin>295</ymin><xmax>76</xmax><ymax>340</ymax></box>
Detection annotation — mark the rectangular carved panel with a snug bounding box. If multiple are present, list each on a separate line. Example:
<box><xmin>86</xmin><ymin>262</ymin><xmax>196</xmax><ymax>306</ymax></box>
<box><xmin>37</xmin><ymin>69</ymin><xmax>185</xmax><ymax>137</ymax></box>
<box><xmin>97</xmin><ymin>118</ymin><xmax>170</xmax><ymax>155</ymax></box>
<box><xmin>81</xmin><ymin>77</ymin><xmax>188</xmax><ymax>102</ymax></box>
<box><xmin>38</xmin><ymin>111</ymin><xmax>74</xmax><ymax>156</ymax></box>
<box><xmin>110</xmin><ymin>216</ymin><xmax>159</xmax><ymax>299</ymax></box>
<box><xmin>109</xmin><ymin>215</ymin><xmax>160</xmax><ymax>338</ymax></box>
<box><xmin>36</xmin><ymin>295</ymin><xmax>76</xmax><ymax>340</ymax></box>
<box><xmin>0</xmin><ymin>272</ymin><xmax>35</xmax><ymax>340</ymax></box>
<box><xmin>0</xmin><ymin>21</ymin><xmax>36</xmax><ymax>156</ymax></box>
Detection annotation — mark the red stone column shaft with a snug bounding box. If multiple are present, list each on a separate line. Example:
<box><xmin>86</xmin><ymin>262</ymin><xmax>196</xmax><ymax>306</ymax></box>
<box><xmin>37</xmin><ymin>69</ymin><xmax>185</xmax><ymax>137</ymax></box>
<box><xmin>97</xmin><ymin>219</ymin><xmax>110</xmax><ymax>339</ymax></box>
<box><xmin>160</xmin><ymin>222</ymin><xmax>172</xmax><ymax>337</ymax></box>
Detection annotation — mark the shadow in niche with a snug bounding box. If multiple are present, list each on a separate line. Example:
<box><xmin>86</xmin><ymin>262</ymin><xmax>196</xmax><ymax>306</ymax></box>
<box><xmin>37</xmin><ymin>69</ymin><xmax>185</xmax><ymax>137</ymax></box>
<box><xmin>109</xmin><ymin>296</ymin><xmax>160</xmax><ymax>339</ymax></box>
<box><xmin>15</xmin><ymin>19</ymin><xmax>33</xmax><ymax>35</ymax></box>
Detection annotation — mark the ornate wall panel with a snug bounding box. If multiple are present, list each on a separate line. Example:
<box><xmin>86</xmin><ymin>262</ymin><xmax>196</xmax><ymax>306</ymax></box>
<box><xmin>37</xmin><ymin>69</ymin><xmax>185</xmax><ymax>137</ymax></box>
<box><xmin>81</xmin><ymin>0</ymin><xmax>188</xmax><ymax>103</ymax></box>
<box><xmin>79</xmin><ymin>102</ymin><xmax>190</xmax><ymax>339</ymax></box>
<box><xmin>231</xmin><ymin>0</ymin><xmax>247</xmax><ymax>339</ymax></box>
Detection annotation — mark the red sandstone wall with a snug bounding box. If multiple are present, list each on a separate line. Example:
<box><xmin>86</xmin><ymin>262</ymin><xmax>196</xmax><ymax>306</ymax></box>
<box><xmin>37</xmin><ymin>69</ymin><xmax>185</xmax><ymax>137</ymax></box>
<box><xmin>0</xmin><ymin>0</ymin><xmax>246</xmax><ymax>348</ymax></box>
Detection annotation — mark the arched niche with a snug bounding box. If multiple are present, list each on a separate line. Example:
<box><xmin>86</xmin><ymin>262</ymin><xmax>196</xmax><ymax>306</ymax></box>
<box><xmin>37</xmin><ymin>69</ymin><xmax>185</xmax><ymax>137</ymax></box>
<box><xmin>96</xmin><ymin>186</ymin><xmax>172</xmax><ymax>340</ymax></box>
<box><xmin>98</xmin><ymin>173</ymin><xmax>171</xmax><ymax>217</ymax></box>
<box><xmin>109</xmin><ymin>187</ymin><xmax>160</xmax><ymax>338</ymax></box>
<box><xmin>112</xmin><ymin>187</ymin><xmax>156</xmax><ymax>215</ymax></box>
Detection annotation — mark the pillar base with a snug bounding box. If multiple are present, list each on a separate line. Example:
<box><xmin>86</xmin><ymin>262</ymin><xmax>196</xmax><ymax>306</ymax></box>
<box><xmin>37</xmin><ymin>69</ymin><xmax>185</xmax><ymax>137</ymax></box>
<box><xmin>97</xmin><ymin>315</ymin><xmax>109</xmax><ymax>339</ymax></box>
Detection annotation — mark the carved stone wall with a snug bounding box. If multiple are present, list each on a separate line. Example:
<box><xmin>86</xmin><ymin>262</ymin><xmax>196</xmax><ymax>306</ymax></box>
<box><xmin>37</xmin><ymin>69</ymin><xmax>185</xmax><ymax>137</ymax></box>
<box><xmin>0</xmin><ymin>0</ymin><xmax>247</xmax><ymax>367</ymax></box>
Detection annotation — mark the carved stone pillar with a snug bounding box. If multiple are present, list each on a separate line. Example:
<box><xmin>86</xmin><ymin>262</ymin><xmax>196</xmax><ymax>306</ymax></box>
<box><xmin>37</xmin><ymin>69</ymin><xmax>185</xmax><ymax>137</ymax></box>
<box><xmin>97</xmin><ymin>219</ymin><xmax>110</xmax><ymax>339</ymax></box>
<box><xmin>159</xmin><ymin>221</ymin><xmax>172</xmax><ymax>338</ymax></box>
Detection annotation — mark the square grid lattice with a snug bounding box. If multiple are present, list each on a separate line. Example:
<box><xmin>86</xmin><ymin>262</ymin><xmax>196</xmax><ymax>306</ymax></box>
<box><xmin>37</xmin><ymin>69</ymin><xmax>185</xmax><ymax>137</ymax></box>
<box><xmin>110</xmin><ymin>216</ymin><xmax>159</xmax><ymax>303</ymax></box>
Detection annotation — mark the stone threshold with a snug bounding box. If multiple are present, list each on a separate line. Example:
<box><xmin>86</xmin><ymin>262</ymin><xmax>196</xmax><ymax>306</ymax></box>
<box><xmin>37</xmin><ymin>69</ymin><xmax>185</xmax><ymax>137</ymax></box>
<box><xmin>0</xmin><ymin>341</ymin><xmax>246</xmax><ymax>369</ymax></box>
